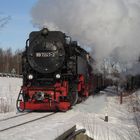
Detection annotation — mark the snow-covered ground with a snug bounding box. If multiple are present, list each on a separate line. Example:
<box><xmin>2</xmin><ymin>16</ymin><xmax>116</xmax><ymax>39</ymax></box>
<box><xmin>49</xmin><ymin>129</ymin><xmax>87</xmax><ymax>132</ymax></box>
<box><xmin>0</xmin><ymin>77</ymin><xmax>22</xmax><ymax>113</ymax></box>
<box><xmin>0</xmin><ymin>78</ymin><xmax>140</xmax><ymax>140</ymax></box>
<box><xmin>74</xmin><ymin>88</ymin><xmax>140</xmax><ymax>140</ymax></box>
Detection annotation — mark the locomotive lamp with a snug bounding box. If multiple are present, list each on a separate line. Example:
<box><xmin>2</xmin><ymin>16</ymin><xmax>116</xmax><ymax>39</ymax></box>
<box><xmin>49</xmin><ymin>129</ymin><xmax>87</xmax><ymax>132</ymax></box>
<box><xmin>56</xmin><ymin>74</ymin><xmax>61</xmax><ymax>79</ymax></box>
<box><xmin>28</xmin><ymin>74</ymin><xmax>33</xmax><ymax>80</ymax></box>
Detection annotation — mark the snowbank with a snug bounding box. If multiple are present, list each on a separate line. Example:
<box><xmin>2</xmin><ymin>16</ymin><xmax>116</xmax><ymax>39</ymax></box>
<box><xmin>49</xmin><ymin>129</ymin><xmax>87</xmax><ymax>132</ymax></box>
<box><xmin>71</xmin><ymin>87</ymin><xmax>140</xmax><ymax>140</ymax></box>
<box><xmin>0</xmin><ymin>77</ymin><xmax>22</xmax><ymax>113</ymax></box>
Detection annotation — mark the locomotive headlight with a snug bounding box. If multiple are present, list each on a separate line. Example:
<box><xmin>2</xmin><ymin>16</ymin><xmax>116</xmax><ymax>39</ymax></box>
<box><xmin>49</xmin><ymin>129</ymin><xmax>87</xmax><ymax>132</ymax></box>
<box><xmin>56</xmin><ymin>74</ymin><xmax>61</xmax><ymax>79</ymax></box>
<box><xmin>28</xmin><ymin>74</ymin><xmax>33</xmax><ymax>80</ymax></box>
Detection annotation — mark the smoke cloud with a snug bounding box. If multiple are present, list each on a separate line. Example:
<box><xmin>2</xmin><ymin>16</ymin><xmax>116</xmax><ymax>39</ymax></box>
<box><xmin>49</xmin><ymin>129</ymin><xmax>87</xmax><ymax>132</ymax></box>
<box><xmin>31</xmin><ymin>0</ymin><xmax>140</xmax><ymax>72</ymax></box>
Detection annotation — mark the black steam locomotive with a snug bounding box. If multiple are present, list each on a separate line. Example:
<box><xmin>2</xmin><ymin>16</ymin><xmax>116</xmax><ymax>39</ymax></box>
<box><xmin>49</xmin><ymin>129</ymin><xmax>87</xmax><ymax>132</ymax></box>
<box><xmin>17</xmin><ymin>28</ymin><xmax>94</xmax><ymax>111</ymax></box>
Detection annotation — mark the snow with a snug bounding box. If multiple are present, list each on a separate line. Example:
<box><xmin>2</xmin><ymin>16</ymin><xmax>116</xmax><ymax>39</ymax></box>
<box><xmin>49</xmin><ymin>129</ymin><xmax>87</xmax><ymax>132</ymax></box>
<box><xmin>0</xmin><ymin>77</ymin><xmax>22</xmax><ymax>113</ymax></box>
<box><xmin>0</xmin><ymin>112</ymin><xmax>78</xmax><ymax>140</ymax></box>
<box><xmin>0</xmin><ymin>77</ymin><xmax>140</xmax><ymax>140</ymax></box>
<box><xmin>72</xmin><ymin>93</ymin><xmax>107</xmax><ymax>114</ymax></box>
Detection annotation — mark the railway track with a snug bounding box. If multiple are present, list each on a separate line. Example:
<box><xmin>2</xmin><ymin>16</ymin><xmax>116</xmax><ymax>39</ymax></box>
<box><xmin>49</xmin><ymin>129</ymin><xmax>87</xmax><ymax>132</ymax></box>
<box><xmin>0</xmin><ymin>112</ymin><xmax>32</xmax><ymax>122</ymax></box>
<box><xmin>0</xmin><ymin>112</ymin><xmax>56</xmax><ymax>132</ymax></box>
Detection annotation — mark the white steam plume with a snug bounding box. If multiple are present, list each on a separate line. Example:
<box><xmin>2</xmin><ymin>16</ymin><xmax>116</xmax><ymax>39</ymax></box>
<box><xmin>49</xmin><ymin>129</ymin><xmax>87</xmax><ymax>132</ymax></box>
<box><xmin>31</xmin><ymin>0</ymin><xmax>140</xmax><ymax>72</ymax></box>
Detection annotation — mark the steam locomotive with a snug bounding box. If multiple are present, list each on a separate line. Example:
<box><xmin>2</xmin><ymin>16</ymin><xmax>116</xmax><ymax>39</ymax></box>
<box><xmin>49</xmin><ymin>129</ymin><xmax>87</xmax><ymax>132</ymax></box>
<box><xmin>16</xmin><ymin>28</ymin><xmax>94</xmax><ymax>112</ymax></box>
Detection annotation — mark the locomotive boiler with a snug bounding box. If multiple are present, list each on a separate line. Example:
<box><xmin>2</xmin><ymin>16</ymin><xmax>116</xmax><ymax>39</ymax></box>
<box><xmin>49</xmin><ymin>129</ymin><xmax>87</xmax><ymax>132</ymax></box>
<box><xmin>16</xmin><ymin>28</ymin><xmax>94</xmax><ymax>112</ymax></box>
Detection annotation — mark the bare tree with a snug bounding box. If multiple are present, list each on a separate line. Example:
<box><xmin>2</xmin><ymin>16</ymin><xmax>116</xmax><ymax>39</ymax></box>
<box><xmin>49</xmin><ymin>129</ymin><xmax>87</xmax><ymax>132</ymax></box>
<box><xmin>0</xmin><ymin>15</ymin><xmax>11</xmax><ymax>29</ymax></box>
<box><xmin>0</xmin><ymin>48</ymin><xmax>22</xmax><ymax>74</ymax></box>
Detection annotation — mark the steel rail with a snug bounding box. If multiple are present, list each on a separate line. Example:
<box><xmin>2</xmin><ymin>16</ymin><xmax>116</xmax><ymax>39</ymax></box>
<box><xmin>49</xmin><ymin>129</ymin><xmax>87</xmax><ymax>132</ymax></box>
<box><xmin>0</xmin><ymin>112</ymin><xmax>32</xmax><ymax>122</ymax></box>
<box><xmin>0</xmin><ymin>112</ymin><xmax>56</xmax><ymax>132</ymax></box>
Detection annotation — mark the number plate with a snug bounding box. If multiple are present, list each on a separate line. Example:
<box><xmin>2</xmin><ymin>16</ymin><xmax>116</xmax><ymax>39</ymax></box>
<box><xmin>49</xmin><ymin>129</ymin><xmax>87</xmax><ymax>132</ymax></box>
<box><xmin>36</xmin><ymin>52</ymin><xmax>55</xmax><ymax>57</ymax></box>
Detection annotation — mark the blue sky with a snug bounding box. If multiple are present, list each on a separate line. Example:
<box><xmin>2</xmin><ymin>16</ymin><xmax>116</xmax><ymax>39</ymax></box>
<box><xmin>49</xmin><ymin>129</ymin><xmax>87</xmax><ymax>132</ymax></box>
<box><xmin>0</xmin><ymin>0</ymin><xmax>38</xmax><ymax>51</ymax></box>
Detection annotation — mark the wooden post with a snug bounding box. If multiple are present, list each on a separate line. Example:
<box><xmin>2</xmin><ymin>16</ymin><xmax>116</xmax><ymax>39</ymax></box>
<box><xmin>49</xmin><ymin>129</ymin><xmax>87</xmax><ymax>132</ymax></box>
<box><xmin>120</xmin><ymin>92</ymin><xmax>123</xmax><ymax>104</ymax></box>
<box><xmin>105</xmin><ymin>113</ymin><xmax>108</xmax><ymax>122</ymax></box>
